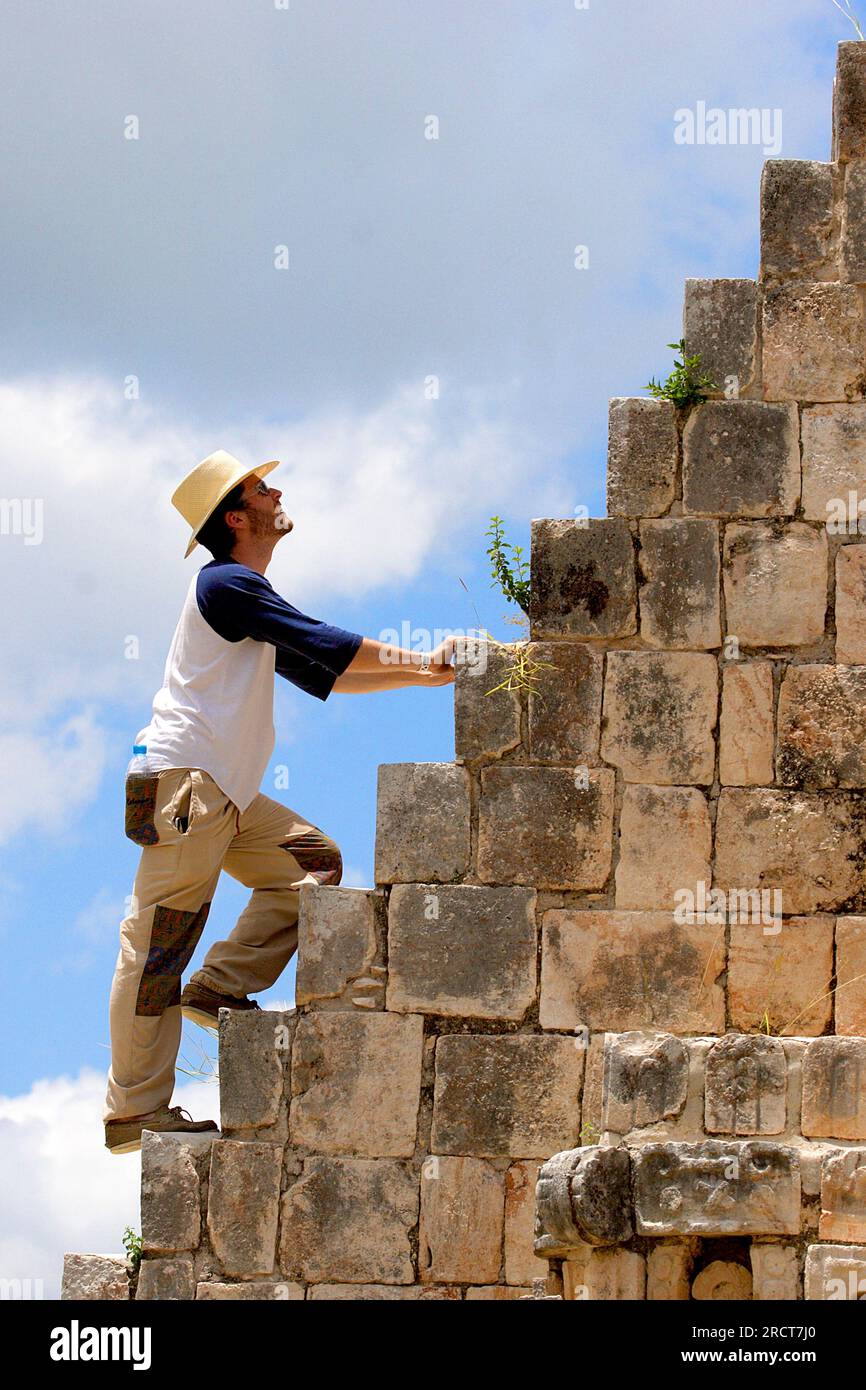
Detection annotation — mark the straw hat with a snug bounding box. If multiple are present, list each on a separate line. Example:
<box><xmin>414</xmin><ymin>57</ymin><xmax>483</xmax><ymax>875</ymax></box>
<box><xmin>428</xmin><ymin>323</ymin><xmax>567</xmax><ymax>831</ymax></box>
<box><xmin>171</xmin><ymin>450</ymin><xmax>280</xmax><ymax>558</ymax></box>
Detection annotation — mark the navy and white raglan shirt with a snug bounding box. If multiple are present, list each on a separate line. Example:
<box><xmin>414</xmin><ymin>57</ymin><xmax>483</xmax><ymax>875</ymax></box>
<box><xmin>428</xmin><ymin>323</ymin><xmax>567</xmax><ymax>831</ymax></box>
<box><xmin>135</xmin><ymin>561</ymin><xmax>364</xmax><ymax>812</ymax></box>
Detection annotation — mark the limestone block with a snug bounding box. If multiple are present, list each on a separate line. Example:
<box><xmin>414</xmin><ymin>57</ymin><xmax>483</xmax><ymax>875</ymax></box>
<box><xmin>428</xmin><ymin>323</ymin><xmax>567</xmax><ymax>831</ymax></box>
<box><xmin>683</xmin><ymin>401</ymin><xmax>799</xmax><ymax>518</ymax></box>
<box><xmin>647</xmin><ymin>1243</ymin><xmax>693</xmax><ymax>1300</ymax></box>
<box><xmin>842</xmin><ymin>161</ymin><xmax>866</xmax><ymax>280</ymax></box>
<box><xmin>207</xmin><ymin>1141</ymin><xmax>282</xmax><ymax>1278</ymax></box>
<box><xmin>374</xmin><ymin>763</ymin><xmax>470</xmax><ymax>884</ymax></box>
<box><xmin>418</xmin><ymin>1156</ymin><xmax>505</xmax><ymax>1284</ymax></box>
<box><xmin>601</xmin><ymin>1032</ymin><xmax>690</xmax><ymax>1134</ymax></box>
<box><xmin>530</xmin><ymin>518</ymin><xmax>637</xmax><ymax>640</ymax></box>
<box><xmin>469</xmin><ymin>1285</ymin><xmax>533</xmax><ymax>1300</ymax></box>
<box><xmin>309</xmin><ymin>1284</ymin><xmax>461</xmax><ymax>1300</ymax></box>
<box><xmin>601</xmin><ymin>652</ymin><xmax>718</xmax><ymax>785</ymax></box>
<box><xmin>750</xmin><ymin>1243</ymin><xmax>801</xmax><ymax>1300</ymax></box>
<box><xmin>833</xmin><ymin>41</ymin><xmax>866</xmax><ymax>162</ymax></box>
<box><xmin>280</xmin><ymin>1157</ymin><xmax>417</xmax><ymax>1285</ymax></box>
<box><xmin>534</xmin><ymin>1146</ymin><xmax>633</xmax><ymax>1254</ymax></box>
<box><xmin>615</xmin><ymin>785</ymin><xmax>712</xmax><ymax>911</ymax></box>
<box><xmin>196</xmin><ymin>1281</ymin><xmax>304</xmax><ymax>1300</ymax></box>
<box><xmin>540</xmin><ymin>910</ymin><xmax>725</xmax><ymax>1034</ymax></box>
<box><xmin>634</xmin><ymin>1141</ymin><xmax>801</xmax><ymax>1237</ymax></box>
<box><xmin>836</xmin><ymin>546</ymin><xmax>866</xmax><ymax>665</ymax></box>
<box><xmin>606</xmin><ymin>397</ymin><xmax>678</xmax><ymax>517</ymax></box>
<box><xmin>836</xmin><ymin>916</ymin><xmax>866</xmax><ymax>1035</ymax></box>
<box><xmin>477</xmin><ymin>765</ymin><xmax>614</xmax><ymax>890</ymax></box>
<box><xmin>296</xmin><ymin>886</ymin><xmax>386</xmax><ymax>1010</ymax></box>
<box><xmin>289</xmin><ymin>1012</ymin><xmax>423</xmax><ymax>1157</ymax></box>
<box><xmin>454</xmin><ymin>643</ymin><xmax>522</xmax><ymax>761</ymax></box>
<box><xmin>136</xmin><ymin>1256</ymin><xmax>195</xmax><ymax>1301</ymax></box>
<box><xmin>723</xmin><ymin>523</ymin><xmax>827</xmax><ymax>648</ymax></box>
<box><xmin>431</xmin><ymin>1033</ymin><xmax>584</xmax><ymax>1159</ymax></box>
<box><xmin>715</xmin><ymin>788</ymin><xmax>866</xmax><ymax>915</ymax></box>
<box><xmin>802</xmin><ymin>1037</ymin><xmax>866</xmax><ymax>1140</ymax></box>
<box><xmin>683</xmin><ymin>278</ymin><xmax>759</xmax><ymax>400</ymax></box>
<box><xmin>386</xmin><ymin>884</ymin><xmax>536</xmax><ymax>1021</ymax></box>
<box><xmin>728</xmin><ymin>917</ymin><xmax>835</xmax><ymax>1037</ymax></box>
<box><xmin>526</xmin><ymin>642</ymin><xmax>604</xmax><ymax>763</ymax></box>
<box><xmin>581</xmin><ymin>1249</ymin><xmax>646</xmax><ymax>1301</ymax></box>
<box><xmin>218</xmin><ymin>1009</ymin><xmax>294</xmax><ymax>1132</ymax></box>
<box><xmin>579</xmin><ymin>1033</ymin><xmax>607</xmax><ymax>1148</ymax></box>
<box><xmin>692</xmin><ymin>1260</ymin><xmax>753</xmax><ymax>1300</ymax></box>
<box><xmin>504</xmin><ymin>1162</ymin><xmax>549</xmax><ymax>1286</ymax></box>
<box><xmin>60</xmin><ymin>1254</ymin><xmax>129</xmax><ymax>1301</ymax></box>
<box><xmin>804</xmin><ymin>1243</ymin><xmax>866</xmax><ymax>1300</ymax></box>
<box><xmin>638</xmin><ymin>518</ymin><xmax>721</xmax><ymax>649</ymax></box>
<box><xmin>704</xmin><ymin>1034</ymin><xmax>787</xmax><ymax>1135</ymax></box>
<box><xmin>819</xmin><ymin>1148</ymin><xmax>866</xmax><ymax>1242</ymax></box>
<box><xmin>762</xmin><ymin>282</ymin><xmax>866</xmax><ymax>402</ymax></box>
<box><xmin>778</xmin><ymin>665</ymin><xmax>866</xmax><ymax>788</ymax></box>
<box><xmin>719</xmin><ymin>662</ymin><xmax>775</xmax><ymax>786</ymax></box>
<box><xmin>141</xmin><ymin>1131</ymin><xmax>203</xmax><ymax>1253</ymax></box>
<box><xmin>802</xmin><ymin>404</ymin><xmax>866</xmax><ymax>522</ymax></box>
<box><xmin>759</xmin><ymin>161</ymin><xmax>837</xmax><ymax>282</ymax></box>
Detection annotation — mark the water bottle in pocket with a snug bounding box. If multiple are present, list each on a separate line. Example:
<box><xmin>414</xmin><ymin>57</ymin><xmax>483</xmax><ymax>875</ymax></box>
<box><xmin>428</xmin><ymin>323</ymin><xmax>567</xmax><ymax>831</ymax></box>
<box><xmin>124</xmin><ymin>744</ymin><xmax>161</xmax><ymax>845</ymax></box>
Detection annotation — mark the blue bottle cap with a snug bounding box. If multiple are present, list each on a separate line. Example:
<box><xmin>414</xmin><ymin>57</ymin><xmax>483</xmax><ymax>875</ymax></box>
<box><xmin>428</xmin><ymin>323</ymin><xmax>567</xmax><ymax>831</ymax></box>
<box><xmin>132</xmin><ymin>744</ymin><xmax>147</xmax><ymax>754</ymax></box>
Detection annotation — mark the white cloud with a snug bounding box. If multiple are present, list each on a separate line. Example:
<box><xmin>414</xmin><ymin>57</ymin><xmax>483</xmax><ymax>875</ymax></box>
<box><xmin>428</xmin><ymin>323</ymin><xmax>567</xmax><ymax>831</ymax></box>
<box><xmin>0</xmin><ymin>711</ymin><xmax>107</xmax><ymax>845</ymax></box>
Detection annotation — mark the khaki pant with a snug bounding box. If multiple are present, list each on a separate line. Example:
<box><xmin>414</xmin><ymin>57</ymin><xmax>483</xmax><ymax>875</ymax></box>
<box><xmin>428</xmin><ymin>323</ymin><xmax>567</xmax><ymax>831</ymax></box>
<box><xmin>103</xmin><ymin>766</ymin><xmax>342</xmax><ymax>1122</ymax></box>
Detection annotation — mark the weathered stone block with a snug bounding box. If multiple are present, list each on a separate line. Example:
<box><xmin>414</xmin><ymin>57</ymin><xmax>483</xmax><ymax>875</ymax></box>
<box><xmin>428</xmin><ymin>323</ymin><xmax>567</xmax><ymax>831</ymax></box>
<box><xmin>454</xmin><ymin>642</ymin><xmax>522</xmax><ymax>760</ymax></box>
<box><xmin>836</xmin><ymin>916</ymin><xmax>866</xmax><ymax>1036</ymax></box>
<box><xmin>723</xmin><ymin>523</ymin><xmax>827</xmax><ymax>648</ymax></box>
<box><xmin>477</xmin><ymin>765</ymin><xmax>614</xmax><ymax>890</ymax></box>
<box><xmin>374</xmin><ymin>763</ymin><xmax>470</xmax><ymax>884</ymax></box>
<box><xmin>683</xmin><ymin>278</ymin><xmax>759</xmax><ymax>399</ymax></box>
<box><xmin>289</xmin><ymin>1012</ymin><xmax>423</xmax><ymax>1157</ymax></box>
<box><xmin>601</xmin><ymin>1032</ymin><xmax>690</xmax><ymax>1134</ymax></box>
<box><xmin>280</xmin><ymin>1157</ymin><xmax>417</xmax><ymax>1284</ymax></box>
<box><xmin>60</xmin><ymin>1254</ymin><xmax>129</xmax><ymax>1301</ymax></box>
<box><xmin>647</xmin><ymin>1243</ymin><xmax>693</xmax><ymax>1300</ymax></box>
<box><xmin>802</xmin><ymin>1036</ymin><xmax>866</xmax><ymax>1140</ymax></box>
<box><xmin>386</xmin><ymin>884</ymin><xmax>536</xmax><ymax>1020</ymax></box>
<box><xmin>141</xmin><ymin>1131</ymin><xmax>204</xmax><ymax>1253</ymax></box>
<box><xmin>615</xmin><ymin>785</ymin><xmax>711</xmax><ymax>911</ymax></box>
<box><xmin>530</xmin><ymin>518</ymin><xmax>637</xmax><ymax>640</ymax></box>
<box><xmin>760</xmin><ymin>161</ymin><xmax>837</xmax><ymax>282</ymax></box>
<box><xmin>296</xmin><ymin>886</ymin><xmax>386</xmax><ymax>1010</ymax></box>
<box><xmin>526</xmin><ymin>642</ymin><xmax>603</xmax><ymax>762</ymax></box>
<box><xmin>469</xmin><ymin>1284</ymin><xmax>533</xmax><ymax>1300</ymax></box>
<box><xmin>777</xmin><ymin>664</ymin><xmax>866</xmax><ymax>788</ymax></box>
<box><xmin>804</xmin><ymin>1243</ymin><xmax>866</xmax><ymax>1300</ymax></box>
<box><xmin>431</xmin><ymin>1034</ymin><xmax>584</xmax><ymax>1159</ymax></box>
<box><xmin>638</xmin><ymin>518</ymin><xmax>721</xmax><ymax>649</ymax></box>
<box><xmin>719</xmin><ymin>662</ymin><xmax>775</xmax><ymax>786</ymax></box>
<box><xmin>207</xmin><ymin>1141</ymin><xmax>282</xmax><ymax>1278</ymax></box>
<box><xmin>715</xmin><ymin>788</ymin><xmax>866</xmax><ymax>915</ymax></box>
<box><xmin>606</xmin><ymin>397</ymin><xmax>678</xmax><ymax>517</ymax></box>
<box><xmin>802</xmin><ymin>404</ymin><xmax>866</xmax><ymax>522</ymax></box>
<box><xmin>309</xmin><ymin>1283</ymin><xmax>461</xmax><ymax>1300</ymax></box>
<box><xmin>820</xmin><ymin>1148</ymin><xmax>866</xmax><ymax>1242</ymax></box>
<box><xmin>836</xmin><ymin>546</ymin><xmax>866</xmax><ymax>665</ymax></box>
<box><xmin>704</xmin><ymin>1034</ymin><xmax>787</xmax><ymax>1135</ymax></box>
<box><xmin>750</xmin><ymin>1243</ymin><xmax>800</xmax><ymax>1300</ymax></box>
<box><xmin>539</xmin><ymin>910</ymin><xmax>726</xmax><ymax>1034</ymax></box>
<box><xmin>574</xmin><ymin>1248</ymin><xmax>646</xmax><ymax>1301</ymax></box>
<box><xmin>762</xmin><ymin>282</ymin><xmax>866</xmax><ymax>402</ymax></box>
<box><xmin>504</xmin><ymin>1162</ymin><xmax>549</xmax><ymax>1286</ymax></box>
<box><xmin>692</xmin><ymin>1260</ymin><xmax>753</xmax><ymax>1300</ymax></box>
<box><xmin>419</xmin><ymin>1156</ymin><xmax>505</xmax><ymax>1283</ymax></box>
<box><xmin>601</xmin><ymin>652</ymin><xmax>717</xmax><ymax>785</ymax></box>
<box><xmin>842</xmin><ymin>160</ymin><xmax>866</xmax><ymax>280</ymax></box>
<box><xmin>218</xmin><ymin>1009</ymin><xmax>294</xmax><ymax>1132</ymax></box>
<box><xmin>534</xmin><ymin>1146</ymin><xmax>633</xmax><ymax>1253</ymax></box>
<box><xmin>833</xmin><ymin>41</ymin><xmax>866</xmax><ymax>162</ymax></box>
<box><xmin>136</xmin><ymin>1256</ymin><xmax>195</xmax><ymax>1301</ymax></box>
<box><xmin>634</xmin><ymin>1141</ymin><xmax>801</xmax><ymax>1236</ymax></box>
<box><xmin>728</xmin><ymin>917</ymin><xmax>835</xmax><ymax>1037</ymax></box>
<box><xmin>683</xmin><ymin>401</ymin><xmax>799</xmax><ymax>518</ymax></box>
<box><xmin>196</xmin><ymin>1281</ymin><xmax>304</xmax><ymax>1300</ymax></box>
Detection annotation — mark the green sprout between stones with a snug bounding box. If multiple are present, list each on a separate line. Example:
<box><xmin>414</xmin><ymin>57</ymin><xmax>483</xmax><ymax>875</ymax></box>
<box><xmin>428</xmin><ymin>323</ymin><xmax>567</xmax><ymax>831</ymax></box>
<box><xmin>832</xmin><ymin>0</ymin><xmax>865</xmax><ymax>39</ymax></box>
<box><xmin>122</xmin><ymin>1227</ymin><xmax>142</xmax><ymax>1274</ymax></box>
<box><xmin>645</xmin><ymin>338</ymin><xmax>717</xmax><ymax>408</ymax></box>
<box><xmin>486</xmin><ymin>515</ymin><xmax>530</xmax><ymax>616</ymax></box>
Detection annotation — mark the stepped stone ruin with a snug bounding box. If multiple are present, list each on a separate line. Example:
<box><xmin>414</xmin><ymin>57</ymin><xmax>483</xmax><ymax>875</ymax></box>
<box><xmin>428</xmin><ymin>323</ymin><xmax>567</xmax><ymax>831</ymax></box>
<box><xmin>64</xmin><ymin>44</ymin><xmax>866</xmax><ymax>1302</ymax></box>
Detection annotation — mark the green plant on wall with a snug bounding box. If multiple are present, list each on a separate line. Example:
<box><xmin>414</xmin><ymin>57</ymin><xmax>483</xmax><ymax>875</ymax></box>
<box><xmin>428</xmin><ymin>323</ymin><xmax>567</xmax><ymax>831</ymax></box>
<box><xmin>122</xmin><ymin>1226</ymin><xmax>142</xmax><ymax>1274</ymax></box>
<box><xmin>645</xmin><ymin>338</ymin><xmax>717</xmax><ymax>407</ymax></box>
<box><xmin>832</xmin><ymin>0</ymin><xmax>865</xmax><ymax>39</ymax></box>
<box><xmin>486</xmin><ymin>515</ymin><xmax>530</xmax><ymax>615</ymax></box>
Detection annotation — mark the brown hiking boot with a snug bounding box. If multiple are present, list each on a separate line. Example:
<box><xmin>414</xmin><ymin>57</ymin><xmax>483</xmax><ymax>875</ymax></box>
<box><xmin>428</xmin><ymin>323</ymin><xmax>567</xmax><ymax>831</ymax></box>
<box><xmin>180</xmin><ymin>977</ymin><xmax>261</xmax><ymax>1030</ymax></box>
<box><xmin>104</xmin><ymin>1104</ymin><xmax>218</xmax><ymax>1156</ymax></box>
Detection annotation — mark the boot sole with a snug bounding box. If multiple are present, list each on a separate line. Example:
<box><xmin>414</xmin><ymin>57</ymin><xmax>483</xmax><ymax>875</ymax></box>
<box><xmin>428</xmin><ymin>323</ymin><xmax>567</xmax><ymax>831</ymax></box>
<box><xmin>105</xmin><ymin>1136</ymin><xmax>143</xmax><ymax>1156</ymax></box>
<box><xmin>181</xmin><ymin>1003</ymin><xmax>220</xmax><ymax>1031</ymax></box>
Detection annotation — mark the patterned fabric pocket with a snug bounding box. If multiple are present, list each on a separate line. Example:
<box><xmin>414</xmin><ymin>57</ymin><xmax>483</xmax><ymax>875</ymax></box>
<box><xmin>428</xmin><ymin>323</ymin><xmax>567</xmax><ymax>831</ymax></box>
<box><xmin>124</xmin><ymin>774</ymin><xmax>160</xmax><ymax>846</ymax></box>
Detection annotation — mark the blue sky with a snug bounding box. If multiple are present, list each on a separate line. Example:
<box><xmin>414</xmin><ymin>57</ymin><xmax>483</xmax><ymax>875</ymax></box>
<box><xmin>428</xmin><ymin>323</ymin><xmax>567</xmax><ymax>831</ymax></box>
<box><xmin>0</xmin><ymin>0</ymin><xmax>850</xmax><ymax>1295</ymax></box>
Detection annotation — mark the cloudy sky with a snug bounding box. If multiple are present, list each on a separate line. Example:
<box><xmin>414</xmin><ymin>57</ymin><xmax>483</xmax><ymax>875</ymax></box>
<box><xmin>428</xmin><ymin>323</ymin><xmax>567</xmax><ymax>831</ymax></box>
<box><xmin>0</xmin><ymin>0</ymin><xmax>846</xmax><ymax>1296</ymax></box>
